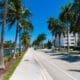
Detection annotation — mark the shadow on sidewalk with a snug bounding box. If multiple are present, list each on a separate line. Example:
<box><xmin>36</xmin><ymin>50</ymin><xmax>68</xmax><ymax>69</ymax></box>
<box><xmin>68</xmin><ymin>69</ymin><xmax>80</xmax><ymax>72</ymax></box>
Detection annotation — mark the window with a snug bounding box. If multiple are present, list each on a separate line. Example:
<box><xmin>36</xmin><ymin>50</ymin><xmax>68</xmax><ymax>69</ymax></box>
<box><xmin>71</xmin><ymin>42</ymin><xmax>74</xmax><ymax>44</ymax></box>
<box><xmin>71</xmin><ymin>39</ymin><xmax>74</xmax><ymax>41</ymax></box>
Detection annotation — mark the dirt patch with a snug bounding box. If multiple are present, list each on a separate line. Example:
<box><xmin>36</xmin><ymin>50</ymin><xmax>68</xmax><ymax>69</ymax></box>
<box><xmin>0</xmin><ymin>58</ymin><xmax>15</xmax><ymax>80</ymax></box>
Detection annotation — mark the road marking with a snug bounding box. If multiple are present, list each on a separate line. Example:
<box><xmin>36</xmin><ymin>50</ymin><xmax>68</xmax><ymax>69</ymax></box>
<box><xmin>41</xmin><ymin>52</ymin><xmax>78</xmax><ymax>80</ymax></box>
<box><xmin>33</xmin><ymin>51</ymin><xmax>53</xmax><ymax>80</ymax></box>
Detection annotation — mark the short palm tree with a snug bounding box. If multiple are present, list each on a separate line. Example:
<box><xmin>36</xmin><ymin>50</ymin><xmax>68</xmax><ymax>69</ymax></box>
<box><xmin>38</xmin><ymin>33</ymin><xmax>46</xmax><ymax>48</ymax></box>
<box><xmin>33</xmin><ymin>33</ymin><xmax>46</xmax><ymax>48</ymax></box>
<box><xmin>21</xmin><ymin>32</ymin><xmax>30</xmax><ymax>50</ymax></box>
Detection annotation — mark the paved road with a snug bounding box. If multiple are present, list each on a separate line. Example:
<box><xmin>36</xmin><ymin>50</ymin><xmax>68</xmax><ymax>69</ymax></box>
<box><xmin>10</xmin><ymin>48</ymin><xmax>80</xmax><ymax>80</ymax></box>
<box><xmin>34</xmin><ymin>49</ymin><xmax>80</xmax><ymax>80</ymax></box>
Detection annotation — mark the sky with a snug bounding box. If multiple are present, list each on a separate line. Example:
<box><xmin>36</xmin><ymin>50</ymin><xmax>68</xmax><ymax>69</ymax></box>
<box><xmin>4</xmin><ymin>0</ymin><xmax>73</xmax><ymax>42</ymax></box>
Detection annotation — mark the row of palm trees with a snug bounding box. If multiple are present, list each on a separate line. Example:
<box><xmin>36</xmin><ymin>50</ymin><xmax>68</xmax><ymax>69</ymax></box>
<box><xmin>32</xmin><ymin>33</ymin><xmax>46</xmax><ymax>49</ymax></box>
<box><xmin>0</xmin><ymin>0</ymin><xmax>33</xmax><ymax>69</ymax></box>
<box><xmin>47</xmin><ymin>18</ymin><xmax>66</xmax><ymax>51</ymax></box>
<box><xmin>47</xmin><ymin>0</ymin><xmax>80</xmax><ymax>52</ymax></box>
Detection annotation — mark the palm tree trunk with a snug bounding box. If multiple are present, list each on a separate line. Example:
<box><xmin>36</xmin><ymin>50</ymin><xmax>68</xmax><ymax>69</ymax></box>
<box><xmin>78</xmin><ymin>32</ymin><xmax>80</xmax><ymax>47</ymax></box>
<box><xmin>75</xmin><ymin>34</ymin><xmax>77</xmax><ymax>47</ymax></box>
<box><xmin>19</xmin><ymin>30</ymin><xmax>22</xmax><ymax>55</ymax></box>
<box><xmin>59</xmin><ymin>35</ymin><xmax>61</xmax><ymax>51</ymax></box>
<box><xmin>13</xmin><ymin>22</ymin><xmax>19</xmax><ymax>59</ymax></box>
<box><xmin>0</xmin><ymin>0</ymin><xmax>8</xmax><ymax>69</ymax></box>
<box><xmin>0</xmin><ymin>23</ymin><xmax>5</xmax><ymax>69</ymax></box>
<box><xmin>67</xmin><ymin>23</ymin><xmax>69</xmax><ymax>54</ymax></box>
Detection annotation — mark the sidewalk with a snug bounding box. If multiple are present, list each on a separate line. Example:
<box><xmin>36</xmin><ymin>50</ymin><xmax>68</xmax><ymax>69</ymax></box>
<box><xmin>10</xmin><ymin>48</ymin><xmax>45</xmax><ymax>80</ymax></box>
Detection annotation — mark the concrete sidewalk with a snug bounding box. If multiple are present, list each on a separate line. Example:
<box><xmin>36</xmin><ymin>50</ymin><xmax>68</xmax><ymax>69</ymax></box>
<box><xmin>10</xmin><ymin>48</ymin><xmax>45</xmax><ymax>80</ymax></box>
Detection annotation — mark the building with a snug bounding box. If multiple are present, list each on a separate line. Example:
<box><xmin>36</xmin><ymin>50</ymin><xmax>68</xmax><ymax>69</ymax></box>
<box><xmin>54</xmin><ymin>33</ymin><xmax>79</xmax><ymax>47</ymax></box>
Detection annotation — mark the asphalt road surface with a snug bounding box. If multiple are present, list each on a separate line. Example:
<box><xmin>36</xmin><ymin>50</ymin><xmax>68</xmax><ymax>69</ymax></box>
<box><xmin>10</xmin><ymin>48</ymin><xmax>80</xmax><ymax>80</ymax></box>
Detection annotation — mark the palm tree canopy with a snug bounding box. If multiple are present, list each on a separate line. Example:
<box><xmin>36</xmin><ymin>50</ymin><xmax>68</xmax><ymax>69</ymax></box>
<box><xmin>48</xmin><ymin>17</ymin><xmax>66</xmax><ymax>36</ymax></box>
<box><xmin>7</xmin><ymin>0</ymin><xmax>31</xmax><ymax>28</ymax></box>
<box><xmin>37</xmin><ymin>33</ymin><xmax>46</xmax><ymax>42</ymax></box>
<box><xmin>47</xmin><ymin>17</ymin><xmax>56</xmax><ymax>31</ymax></box>
<box><xmin>20</xmin><ymin>19</ymin><xmax>33</xmax><ymax>33</ymax></box>
<box><xmin>59</xmin><ymin>3</ymin><xmax>74</xmax><ymax>24</ymax></box>
<box><xmin>32</xmin><ymin>33</ymin><xmax>46</xmax><ymax>46</ymax></box>
<box><xmin>21</xmin><ymin>32</ymin><xmax>30</xmax><ymax>46</ymax></box>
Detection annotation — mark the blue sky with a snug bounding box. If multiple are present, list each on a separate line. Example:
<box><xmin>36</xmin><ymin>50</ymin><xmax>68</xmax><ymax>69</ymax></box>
<box><xmin>4</xmin><ymin>0</ymin><xmax>73</xmax><ymax>42</ymax></box>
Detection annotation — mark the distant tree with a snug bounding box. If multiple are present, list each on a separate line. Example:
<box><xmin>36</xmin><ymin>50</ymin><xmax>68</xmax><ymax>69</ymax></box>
<box><xmin>47</xmin><ymin>40</ymin><xmax>52</xmax><ymax>49</ymax></box>
<box><xmin>21</xmin><ymin>32</ymin><xmax>30</xmax><ymax>51</ymax></box>
<box><xmin>37</xmin><ymin>33</ymin><xmax>46</xmax><ymax>48</ymax></box>
<box><xmin>4</xmin><ymin>41</ymin><xmax>13</xmax><ymax>48</ymax></box>
<box><xmin>32</xmin><ymin>33</ymin><xmax>46</xmax><ymax>49</ymax></box>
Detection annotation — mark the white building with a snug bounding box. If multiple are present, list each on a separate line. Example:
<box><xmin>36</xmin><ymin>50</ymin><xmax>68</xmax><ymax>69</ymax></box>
<box><xmin>54</xmin><ymin>33</ymin><xmax>79</xmax><ymax>47</ymax></box>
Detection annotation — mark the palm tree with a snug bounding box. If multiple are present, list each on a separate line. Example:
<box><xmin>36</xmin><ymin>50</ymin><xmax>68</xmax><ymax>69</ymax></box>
<box><xmin>59</xmin><ymin>4</ymin><xmax>73</xmax><ymax>53</ymax></box>
<box><xmin>47</xmin><ymin>40</ymin><xmax>52</xmax><ymax>49</ymax></box>
<box><xmin>7</xmin><ymin>0</ymin><xmax>31</xmax><ymax>58</ymax></box>
<box><xmin>65</xmin><ymin>1</ymin><xmax>80</xmax><ymax>47</ymax></box>
<box><xmin>37</xmin><ymin>33</ymin><xmax>46</xmax><ymax>48</ymax></box>
<box><xmin>32</xmin><ymin>40</ymin><xmax>39</xmax><ymax>48</ymax></box>
<box><xmin>0</xmin><ymin>0</ymin><xmax>8</xmax><ymax>69</ymax></box>
<box><xmin>48</xmin><ymin>17</ymin><xmax>66</xmax><ymax>50</ymax></box>
<box><xmin>18</xmin><ymin>19</ymin><xmax>33</xmax><ymax>53</ymax></box>
<box><xmin>47</xmin><ymin>17</ymin><xmax>57</xmax><ymax>48</ymax></box>
<box><xmin>33</xmin><ymin>33</ymin><xmax>46</xmax><ymax>49</ymax></box>
<box><xmin>70</xmin><ymin>1</ymin><xmax>80</xmax><ymax>47</ymax></box>
<box><xmin>21</xmin><ymin>32</ymin><xmax>30</xmax><ymax>51</ymax></box>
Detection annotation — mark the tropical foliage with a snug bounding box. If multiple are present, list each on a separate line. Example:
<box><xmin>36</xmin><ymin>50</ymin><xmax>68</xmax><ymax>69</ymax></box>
<box><xmin>47</xmin><ymin>0</ymin><xmax>80</xmax><ymax>52</ymax></box>
<box><xmin>47</xmin><ymin>17</ymin><xmax>66</xmax><ymax>50</ymax></box>
<box><xmin>32</xmin><ymin>33</ymin><xmax>46</xmax><ymax>49</ymax></box>
<box><xmin>0</xmin><ymin>0</ymin><xmax>33</xmax><ymax>68</ymax></box>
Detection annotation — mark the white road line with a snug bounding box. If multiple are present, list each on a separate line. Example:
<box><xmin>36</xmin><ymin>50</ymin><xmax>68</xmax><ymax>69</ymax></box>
<box><xmin>40</xmin><ymin>51</ymin><xmax>78</xmax><ymax>80</ymax></box>
<box><xmin>33</xmin><ymin>52</ymin><xmax>53</xmax><ymax>80</ymax></box>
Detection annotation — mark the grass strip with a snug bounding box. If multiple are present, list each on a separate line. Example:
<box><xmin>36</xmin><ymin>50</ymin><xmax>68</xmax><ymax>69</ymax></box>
<box><xmin>3</xmin><ymin>53</ymin><xmax>25</xmax><ymax>80</ymax></box>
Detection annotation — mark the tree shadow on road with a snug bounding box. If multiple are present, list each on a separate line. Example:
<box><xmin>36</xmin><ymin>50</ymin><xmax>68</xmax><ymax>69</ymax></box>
<box><xmin>42</xmin><ymin>49</ymin><xmax>80</xmax><ymax>63</ymax></box>
<box><xmin>55</xmin><ymin>55</ymin><xmax>80</xmax><ymax>63</ymax></box>
<box><xmin>68</xmin><ymin>69</ymin><xmax>80</xmax><ymax>72</ymax></box>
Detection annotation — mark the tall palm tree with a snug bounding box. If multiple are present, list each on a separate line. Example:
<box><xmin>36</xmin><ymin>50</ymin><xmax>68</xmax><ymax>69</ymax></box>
<box><xmin>48</xmin><ymin>17</ymin><xmax>66</xmax><ymax>50</ymax></box>
<box><xmin>47</xmin><ymin>17</ymin><xmax>57</xmax><ymax>48</ymax></box>
<box><xmin>66</xmin><ymin>1</ymin><xmax>80</xmax><ymax>47</ymax></box>
<box><xmin>7</xmin><ymin>0</ymin><xmax>31</xmax><ymax>58</ymax></box>
<box><xmin>18</xmin><ymin>19</ymin><xmax>33</xmax><ymax>53</ymax></box>
<box><xmin>71</xmin><ymin>1</ymin><xmax>80</xmax><ymax>46</ymax></box>
<box><xmin>0</xmin><ymin>0</ymin><xmax>8</xmax><ymax>69</ymax></box>
<box><xmin>59</xmin><ymin>4</ymin><xmax>73</xmax><ymax>53</ymax></box>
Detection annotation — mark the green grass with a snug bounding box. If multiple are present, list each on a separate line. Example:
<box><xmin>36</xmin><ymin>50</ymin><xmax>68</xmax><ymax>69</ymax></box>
<box><xmin>3</xmin><ymin>53</ymin><xmax>25</xmax><ymax>80</ymax></box>
<box><xmin>4</xmin><ymin>55</ymin><xmax>13</xmax><ymax>63</ymax></box>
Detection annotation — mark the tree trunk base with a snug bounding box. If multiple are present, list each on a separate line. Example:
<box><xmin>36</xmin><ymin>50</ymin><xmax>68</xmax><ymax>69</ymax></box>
<box><xmin>0</xmin><ymin>64</ymin><xmax>5</xmax><ymax>70</ymax></box>
<box><xmin>13</xmin><ymin>54</ymin><xmax>16</xmax><ymax>59</ymax></box>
